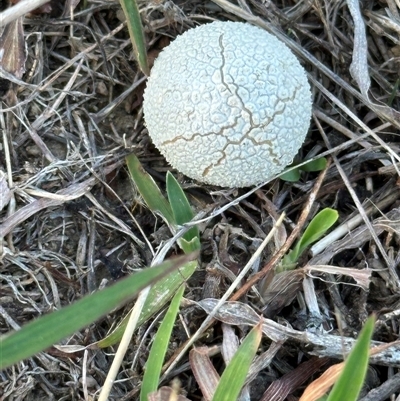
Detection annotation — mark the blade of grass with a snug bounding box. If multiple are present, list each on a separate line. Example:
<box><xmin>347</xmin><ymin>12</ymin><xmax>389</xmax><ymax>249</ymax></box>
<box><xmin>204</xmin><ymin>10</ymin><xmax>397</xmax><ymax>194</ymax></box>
<box><xmin>293</xmin><ymin>208</ymin><xmax>338</xmax><ymax>256</ymax></box>
<box><xmin>96</xmin><ymin>260</ymin><xmax>197</xmax><ymax>348</ymax></box>
<box><xmin>140</xmin><ymin>284</ymin><xmax>185</xmax><ymax>401</ymax></box>
<box><xmin>284</xmin><ymin>208</ymin><xmax>338</xmax><ymax>266</ymax></box>
<box><xmin>280</xmin><ymin>168</ymin><xmax>301</xmax><ymax>182</ymax></box>
<box><xmin>126</xmin><ymin>153</ymin><xmax>174</xmax><ymax>224</ymax></box>
<box><xmin>300</xmin><ymin>158</ymin><xmax>327</xmax><ymax>172</ymax></box>
<box><xmin>212</xmin><ymin>321</ymin><xmax>263</xmax><ymax>401</ymax></box>
<box><xmin>166</xmin><ymin>171</ymin><xmax>200</xmax><ymax>252</ymax></box>
<box><xmin>102</xmin><ymin>156</ymin><xmax>200</xmax><ymax>349</ymax></box>
<box><xmin>0</xmin><ymin>253</ymin><xmax>196</xmax><ymax>370</ymax></box>
<box><xmin>280</xmin><ymin>158</ymin><xmax>327</xmax><ymax>182</ymax></box>
<box><xmin>326</xmin><ymin>316</ymin><xmax>375</xmax><ymax>401</ymax></box>
<box><xmin>98</xmin><ymin>169</ymin><xmax>198</xmax><ymax>400</ymax></box>
<box><xmin>119</xmin><ymin>0</ymin><xmax>149</xmax><ymax>75</ymax></box>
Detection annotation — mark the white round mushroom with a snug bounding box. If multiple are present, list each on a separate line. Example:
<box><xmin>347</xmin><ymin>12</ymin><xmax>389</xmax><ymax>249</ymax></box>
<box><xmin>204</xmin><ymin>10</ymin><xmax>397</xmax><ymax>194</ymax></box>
<box><xmin>143</xmin><ymin>21</ymin><xmax>312</xmax><ymax>188</ymax></box>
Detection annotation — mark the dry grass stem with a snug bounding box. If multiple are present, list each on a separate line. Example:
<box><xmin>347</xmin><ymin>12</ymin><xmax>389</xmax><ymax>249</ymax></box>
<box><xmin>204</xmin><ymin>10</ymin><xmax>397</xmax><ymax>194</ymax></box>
<box><xmin>0</xmin><ymin>0</ymin><xmax>51</xmax><ymax>28</ymax></box>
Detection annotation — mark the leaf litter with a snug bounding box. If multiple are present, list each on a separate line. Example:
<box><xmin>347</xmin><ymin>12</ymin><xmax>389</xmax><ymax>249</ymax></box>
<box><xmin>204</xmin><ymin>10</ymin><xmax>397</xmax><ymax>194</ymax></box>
<box><xmin>0</xmin><ymin>0</ymin><xmax>400</xmax><ymax>400</ymax></box>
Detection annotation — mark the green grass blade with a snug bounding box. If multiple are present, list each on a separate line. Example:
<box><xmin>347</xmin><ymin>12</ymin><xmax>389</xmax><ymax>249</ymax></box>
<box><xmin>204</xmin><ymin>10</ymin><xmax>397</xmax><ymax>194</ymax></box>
<box><xmin>327</xmin><ymin>316</ymin><xmax>375</xmax><ymax>401</ymax></box>
<box><xmin>300</xmin><ymin>157</ymin><xmax>327</xmax><ymax>172</ymax></box>
<box><xmin>119</xmin><ymin>0</ymin><xmax>149</xmax><ymax>75</ymax></box>
<box><xmin>96</xmin><ymin>260</ymin><xmax>197</xmax><ymax>348</ymax></box>
<box><xmin>388</xmin><ymin>77</ymin><xmax>399</xmax><ymax>107</ymax></box>
<box><xmin>294</xmin><ymin>208</ymin><xmax>338</xmax><ymax>256</ymax></box>
<box><xmin>110</xmin><ymin>156</ymin><xmax>201</xmax><ymax>349</ymax></box>
<box><xmin>126</xmin><ymin>153</ymin><xmax>174</xmax><ymax>224</ymax></box>
<box><xmin>166</xmin><ymin>172</ymin><xmax>200</xmax><ymax>252</ymax></box>
<box><xmin>280</xmin><ymin>168</ymin><xmax>301</xmax><ymax>182</ymax></box>
<box><xmin>179</xmin><ymin>237</ymin><xmax>202</xmax><ymax>253</ymax></box>
<box><xmin>285</xmin><ymin>208</ymin><xmax>338</xmax><ymax>266</ymax></box>
<box><xmin>212</xmin><ymin>321</ymin><xmax>262</xmax><ymax>401</ymax></box>
<box><xmin>140</xmin><ymin>284</ymin><xmax>185</xmax><ymax>401</ymax></box>
<box><xmin>0</xmin><ymin>254</ymin><xmax>195</xmax><ymax>369</ymax></box>
<box><xmin>280</xmin><ymin>158</ymin><xmax>327</xmax><ymax>182</ymax></box>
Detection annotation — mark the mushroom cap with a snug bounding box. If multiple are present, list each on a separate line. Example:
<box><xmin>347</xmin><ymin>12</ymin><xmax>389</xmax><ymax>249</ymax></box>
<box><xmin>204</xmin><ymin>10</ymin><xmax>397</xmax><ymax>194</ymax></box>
<box><xmin>143</xmin><ymin>21</ymin><xmax>312</xmax><ymax>188</ymax></box>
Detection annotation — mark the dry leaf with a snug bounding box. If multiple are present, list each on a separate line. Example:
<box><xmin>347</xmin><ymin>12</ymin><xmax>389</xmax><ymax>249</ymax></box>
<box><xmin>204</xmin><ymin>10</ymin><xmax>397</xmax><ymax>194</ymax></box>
<box><xmin>0</xmin><ymin>16</ymin><xmax>26</xmax><ymax>78</ymax></box>
<box><xmin>189</xmin><ymin>347</ymin><xmax>220</xmax><ymax>401</ymax></box>
<box><xmin>347</xmin><ymin>0</ymin><xmax>371</xmax><ymax>97</ymax></box>
<box><xmin>261</xmin><ymin>357</ymin><xmax>329</xmax><ymax>401</ymax></box>
<box><xmin>305</xmin><ymin>265</ymin><xmax>372</xmax><ymax>290</ymax></box>
<box><xmin>0</xmin><ymin>170</ymin><xmax>12</xmax><ymax>212</ymax></box>
<box><xmin>221</xmin><ymin>323</ymin><xmax>239</xmax><ymax>364</ymax></box>
<box><xmin>261</xmin><ymin>270</ymin><xmax>305</xmax><ymax>318</ymax></box>
<box><xmin>299</xmin><ymin>363</ymin><xmax>344</xmax><ymax>401</ymax></box>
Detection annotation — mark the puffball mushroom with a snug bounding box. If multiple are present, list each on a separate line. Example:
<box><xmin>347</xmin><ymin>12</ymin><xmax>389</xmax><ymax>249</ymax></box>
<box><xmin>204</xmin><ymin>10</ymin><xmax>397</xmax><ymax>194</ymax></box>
<box><xmin>143</xmin><ymin>21</ymin><xmax>312</xmax><ymax>188</ymax></box>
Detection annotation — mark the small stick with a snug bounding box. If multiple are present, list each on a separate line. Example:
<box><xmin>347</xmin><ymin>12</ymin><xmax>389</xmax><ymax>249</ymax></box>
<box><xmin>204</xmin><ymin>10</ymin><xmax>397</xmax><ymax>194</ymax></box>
<box><xmin>0</xmin><ymin>0</ymin><xmax>51</xmax><ymax>28</ymax></box>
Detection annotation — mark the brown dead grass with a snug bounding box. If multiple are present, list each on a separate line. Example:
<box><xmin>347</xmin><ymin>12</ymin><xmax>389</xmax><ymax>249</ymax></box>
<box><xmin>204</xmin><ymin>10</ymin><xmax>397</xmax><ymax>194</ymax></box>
<box><xmin>0</xmin><ymin>0</ymin><xmax>400</xmax><ymax>400</ymax></box>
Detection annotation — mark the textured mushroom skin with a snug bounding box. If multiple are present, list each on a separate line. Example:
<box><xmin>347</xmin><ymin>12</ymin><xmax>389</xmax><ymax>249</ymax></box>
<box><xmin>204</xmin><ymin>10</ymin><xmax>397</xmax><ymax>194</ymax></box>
<box><xmin>143</xmin><ymin>21</ymin><xmax>312</xmax><ymax>187</ymax></box>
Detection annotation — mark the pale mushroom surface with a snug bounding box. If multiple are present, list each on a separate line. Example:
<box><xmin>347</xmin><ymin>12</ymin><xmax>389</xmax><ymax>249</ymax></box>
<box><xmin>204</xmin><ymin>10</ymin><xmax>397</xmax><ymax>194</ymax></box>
<box><xmin>143</xmin><ymin>21</ymin><xmax>312</xmax><ymax>187</ymax></box>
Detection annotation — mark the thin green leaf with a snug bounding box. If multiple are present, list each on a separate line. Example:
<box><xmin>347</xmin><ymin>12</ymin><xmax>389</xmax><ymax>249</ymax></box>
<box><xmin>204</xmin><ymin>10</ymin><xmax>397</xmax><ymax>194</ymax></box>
<box><xmin>327</xmin><ymin>316</ymin><xmax>375</xmax><ymax>401</ymax></box>
<box><xmin>300</xmin><ymin>158</ymin><xmax>327</xmax><ymax>172</ymax></box>
<box><xmin>140</xmin><ymin>284</ymin><xmax>185</xmax><ymax>401</ymax></box>
<box><xmin>126</xmin><ymin>153</ymin><xmax>174</xmax><ymax>224</ymax></box>
<box><xmin>212</xmin><ymin>321</ymin><xmax>262</xmax><ymax>401</ymax></box>
<box><xmin>285</xmin><ymin>208</ymin><xmax>338</xmax><ymax>265</ymax></box>
<box><xmin>166</xmin><ymin>172</ymin><xmax>200</xmax><ymax>251</ymax></box>
<box><xmin>96</xmin><ymin>260</ymin><xmax>197</xmax><ymax>348</ymax></box>
<box><xmin>388</xmin><ymin>77</ymin><xmax>399</xmax><ymax>107</ymax></box>
<box><xmin>119</xmin><ymin>0</ymin><xmax>149</xmax><ymax>75</ymax></box>
<box><xmin>179</xmin><ymin>236</ymin><xmax>201</xmax><ymax>254</ymax></box>
<box><xmin>166</xmin><ymin>172</ymin><xmax>193</xmax><ymax>227</ymax></box>
<box><xmin>294</xmin><ymin>208</ymin><xmax>338</xmax><ymax>256</ymax></box>
<box><xmin>280</xmin><ymin>168</ymin><xmax>301</xmax><ymax>182</ymax></box>
<box><xmin>0</xmin><ymin>254</ymin><xmax>196</xmax><ymax>369</ymax></box>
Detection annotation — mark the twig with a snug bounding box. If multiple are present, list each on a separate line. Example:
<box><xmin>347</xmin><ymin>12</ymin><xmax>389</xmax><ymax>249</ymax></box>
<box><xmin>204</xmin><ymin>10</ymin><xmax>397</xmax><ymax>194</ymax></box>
<box><xmin>0</xmin><ymin>0</ymin><xmax>51</xmax><ymax>28</ymax></box>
